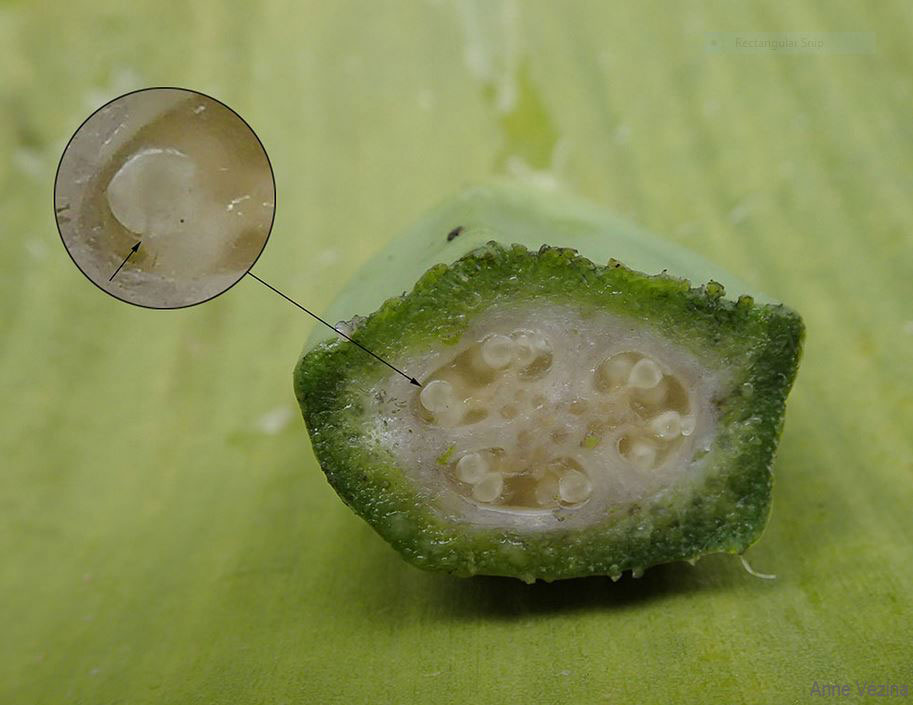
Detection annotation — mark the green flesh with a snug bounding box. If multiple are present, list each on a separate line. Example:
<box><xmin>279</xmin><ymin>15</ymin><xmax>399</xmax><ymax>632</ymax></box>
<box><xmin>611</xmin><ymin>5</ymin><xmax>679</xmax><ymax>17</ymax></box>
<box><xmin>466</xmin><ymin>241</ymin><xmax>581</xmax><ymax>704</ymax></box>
<box><xmin>295</xmin><ymin>188</ymin><xmax>803</xmax><ymax>582</ymax></box>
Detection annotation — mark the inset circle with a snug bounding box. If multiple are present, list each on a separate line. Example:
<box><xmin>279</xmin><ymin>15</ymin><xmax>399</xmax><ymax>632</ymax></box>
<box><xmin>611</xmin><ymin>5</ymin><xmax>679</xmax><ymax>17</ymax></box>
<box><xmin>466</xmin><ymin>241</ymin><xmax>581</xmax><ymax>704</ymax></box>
<box><xmin>54</xmin><ymin>87</ymin><xmax>276</xmax><ymax>309</ymax></box>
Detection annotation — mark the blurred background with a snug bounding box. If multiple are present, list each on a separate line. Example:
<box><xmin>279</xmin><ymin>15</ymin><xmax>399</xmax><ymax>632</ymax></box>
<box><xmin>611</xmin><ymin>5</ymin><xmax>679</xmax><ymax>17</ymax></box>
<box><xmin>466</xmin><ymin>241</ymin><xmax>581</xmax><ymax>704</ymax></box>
<box><xmin>1</xmin><ymin>1</ymin><xmax>911</xmax><ymax>703</ymax></box>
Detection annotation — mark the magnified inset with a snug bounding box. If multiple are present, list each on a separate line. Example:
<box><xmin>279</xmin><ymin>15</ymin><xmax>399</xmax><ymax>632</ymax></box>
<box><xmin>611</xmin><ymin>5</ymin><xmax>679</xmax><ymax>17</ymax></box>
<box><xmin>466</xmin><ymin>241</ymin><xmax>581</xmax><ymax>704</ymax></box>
<box><xmin>54</xmin><ymin>87</ymin><xmax>276</xmax><ymax>309</ymax></box>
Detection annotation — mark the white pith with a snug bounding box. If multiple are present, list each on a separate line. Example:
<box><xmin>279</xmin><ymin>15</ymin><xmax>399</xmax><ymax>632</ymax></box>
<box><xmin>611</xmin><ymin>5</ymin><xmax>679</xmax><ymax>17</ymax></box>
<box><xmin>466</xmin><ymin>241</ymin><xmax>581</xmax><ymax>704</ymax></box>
<box><xmin>367</xmin><ymin>304</ymin><xmax>725</xmax><ymax>532</ymax></box>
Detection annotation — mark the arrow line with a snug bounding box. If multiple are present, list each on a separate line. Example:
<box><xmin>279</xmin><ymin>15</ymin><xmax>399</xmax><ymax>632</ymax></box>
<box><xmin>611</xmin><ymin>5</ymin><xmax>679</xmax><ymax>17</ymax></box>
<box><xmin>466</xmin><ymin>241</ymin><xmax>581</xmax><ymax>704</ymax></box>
<box><xmin>247</xmin><ymin>272</ymin><xmax>421</xmax><ymax>386</ymax></box>
<box><xmin>109</xmin><ymin>241</ymin><xmax>141</xmax><ymax>281</ymax></box>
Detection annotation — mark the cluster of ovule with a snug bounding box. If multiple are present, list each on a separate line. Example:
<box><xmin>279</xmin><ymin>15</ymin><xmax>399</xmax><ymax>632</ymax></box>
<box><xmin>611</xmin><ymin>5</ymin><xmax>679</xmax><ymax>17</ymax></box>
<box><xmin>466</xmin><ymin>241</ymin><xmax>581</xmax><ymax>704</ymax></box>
<box><xmin>418</xmin><ymin>331</ymin><xmax>695</xmax><ymax>509</ymax></box>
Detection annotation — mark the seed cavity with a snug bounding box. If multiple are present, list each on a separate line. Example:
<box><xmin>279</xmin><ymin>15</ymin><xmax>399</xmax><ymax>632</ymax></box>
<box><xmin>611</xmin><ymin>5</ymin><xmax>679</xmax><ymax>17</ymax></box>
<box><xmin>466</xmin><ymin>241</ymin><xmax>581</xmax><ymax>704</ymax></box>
<box><xmin>595</xmin><ymin>353</ymin><xmax>636</xmax><ymax>391</ymax></box>
<box><xmin>456</xmin><ymin>452</ymin><xmax>488</xmax><ymax>484</ymax></box>
<box><xmin>635</xmin><ymin>378</ymin><xmax>668</xmax><ymax>406</ymax></box>
<box><xmin>680</xmin><ymin>415</ymin><xmax>696</xmax><ymax>436</ymax></box>
<box><xmin>620</xmin><ymin>436</ymin><xmax>658</xmax><ymax>469</ymax></box>
<box><xmin>569</xmin><ymin>399</ymin><xmax>588</xmax><ymax>415</ymax></box>
<box><xmin>628</xmin><ymin>358</ymin><xmax>664</xmax><ymax>389</ymax></box>
<box><xmin>472</xmin><ymin>472</ymin><xmax>504</xmax><ymax>502</ymax></box>
<box><xmin>106</xmin><ymin>148</ymin><xmax>197</xmax><ymax>236</ymax></box>
<box><xmin>480</xmin><ymin>334</ymin><xmax>514</xmax><ymax>369</ymax></box>
<box><xmin>534</xmin><ymin>474</ymin><xmax>559</xmax><ymax>505</ymax></box>
<box><xmin>420</xmin><ymin>379</ymin><xmax>456</xmax><ymax>413</ymax></box>
<box><xmin>416</xmin><ymin>331</ymin><xmax>700</xmax><ymax>509</ymax></box>
<box><xmin>418</xmin><ymin>379</ymin><xmax>466</xmax><ymax>426</ymax></box>
<box><xmin>649</xmin><ymin>410</ymin><xmax>682</xmax><ymax>440</ymax></box>
<box><xmin>558</xmin><ymin>468</ymin><xmax>592</xmax><ymax>504</ymax></box>
<box><xmin>514</xmin><ymin>331</ymin><xmax>549</xmax><ymax>366</ymax></box>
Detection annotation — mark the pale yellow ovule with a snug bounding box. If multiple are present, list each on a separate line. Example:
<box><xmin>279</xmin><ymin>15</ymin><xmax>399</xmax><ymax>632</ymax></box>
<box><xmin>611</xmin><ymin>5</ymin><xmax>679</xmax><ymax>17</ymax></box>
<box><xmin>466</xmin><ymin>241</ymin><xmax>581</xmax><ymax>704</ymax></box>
<box><xmin>106</xmin><ymin>148</ymin><xmax>197</xmax><ymax>238</ymax></box>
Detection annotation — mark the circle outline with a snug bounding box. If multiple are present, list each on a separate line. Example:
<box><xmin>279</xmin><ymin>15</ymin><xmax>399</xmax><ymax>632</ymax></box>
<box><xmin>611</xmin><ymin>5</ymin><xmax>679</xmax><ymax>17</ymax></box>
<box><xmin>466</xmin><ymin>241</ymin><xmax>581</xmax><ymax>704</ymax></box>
<box><xmin>53</xmin><ymin>85</ymin><xmax>277</xmax><ymax>311</ymax></box>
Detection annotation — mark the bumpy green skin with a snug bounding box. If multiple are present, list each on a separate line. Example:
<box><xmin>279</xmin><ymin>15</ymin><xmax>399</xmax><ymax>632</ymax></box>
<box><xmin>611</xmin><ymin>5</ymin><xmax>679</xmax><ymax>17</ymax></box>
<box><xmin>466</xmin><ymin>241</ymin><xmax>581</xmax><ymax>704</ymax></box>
<box><xmin>294</xmin><ymin>189</ymin><xmax>804</xmax><ymax>583</ymax></box>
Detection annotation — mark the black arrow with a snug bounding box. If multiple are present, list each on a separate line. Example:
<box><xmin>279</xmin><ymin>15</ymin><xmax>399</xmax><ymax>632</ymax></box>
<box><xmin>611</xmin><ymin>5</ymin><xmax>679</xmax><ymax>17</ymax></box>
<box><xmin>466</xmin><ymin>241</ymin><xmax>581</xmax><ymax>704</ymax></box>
<box><xmin>247</xmin><ymin>272</ymin><xmax>421</xmax><ymax>387</ymax></box>
<box><xmin>109</xmin><ymin>241</ymin><xmax>141</xmax><ymax>281</ymax></box>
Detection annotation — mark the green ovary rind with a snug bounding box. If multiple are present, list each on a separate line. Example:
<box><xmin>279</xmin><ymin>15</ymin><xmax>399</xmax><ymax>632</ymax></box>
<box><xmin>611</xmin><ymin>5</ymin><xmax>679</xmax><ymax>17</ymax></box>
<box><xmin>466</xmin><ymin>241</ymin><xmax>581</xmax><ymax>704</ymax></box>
<box><xmin>295</xmin><ymin>230</ymin><xmax>803</xmax><ymax>582</ymax></box>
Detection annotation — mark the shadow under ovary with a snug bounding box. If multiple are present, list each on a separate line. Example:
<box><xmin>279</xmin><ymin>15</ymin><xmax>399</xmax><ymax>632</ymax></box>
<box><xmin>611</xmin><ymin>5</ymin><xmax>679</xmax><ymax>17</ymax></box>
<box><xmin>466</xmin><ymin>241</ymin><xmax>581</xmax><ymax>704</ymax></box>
<box><xmin>353</xmin><ymin>546</ymin><xmax>757</xmax><ymax>625</ymax></box>
<box><xmin>433</xmin><ymin>554</ymin><xmax>759</xmax><ymax>622</ymax></box>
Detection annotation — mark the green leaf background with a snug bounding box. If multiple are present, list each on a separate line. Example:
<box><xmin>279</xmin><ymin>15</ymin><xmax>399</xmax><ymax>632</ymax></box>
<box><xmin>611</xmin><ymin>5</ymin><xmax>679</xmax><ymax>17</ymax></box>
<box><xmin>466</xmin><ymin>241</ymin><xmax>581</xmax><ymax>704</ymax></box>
<box><xmin>1</xmin><ymin>1</ymin><xmax>911</xmax><ymax>703</ymax></box>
